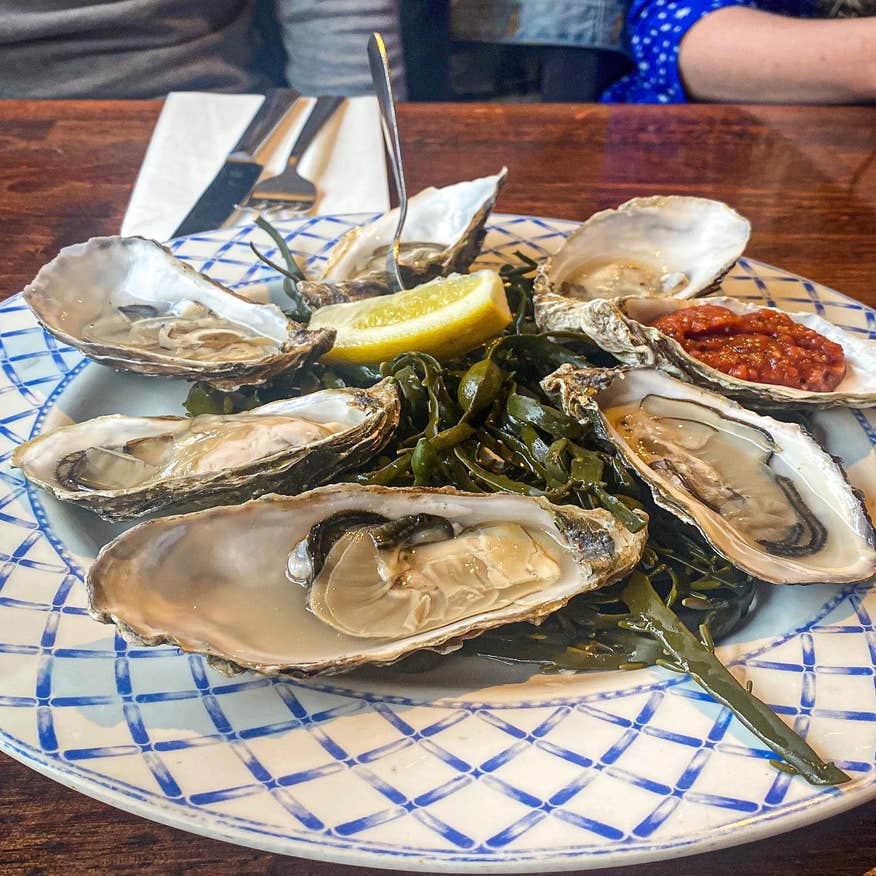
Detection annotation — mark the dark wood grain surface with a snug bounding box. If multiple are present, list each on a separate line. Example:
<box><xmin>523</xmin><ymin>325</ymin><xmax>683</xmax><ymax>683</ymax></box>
<box><xmin>1</xmin><ymin>100</ymin><xmax>876</xmax><ymax>875</ymax></box>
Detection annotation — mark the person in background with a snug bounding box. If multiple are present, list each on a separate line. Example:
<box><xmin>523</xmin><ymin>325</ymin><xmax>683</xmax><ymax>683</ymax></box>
<box><xmin>602</xmin><ymin>0</ymin><xmax>876</xmax><ymax>102</ymax></box>
<box><xmin>402</xmin><ymin>0</ymin><xmax>632</xmax><ymax>102</ymax></box>
<box><xmin>0</xmin><ymin>0</ymin><xmax>405</xmax><ymax>98</ymax></box>
<box><xmin>276</xmin><ymin>0</ymin><xmax>404</xmax><ymax>97</ymax></box>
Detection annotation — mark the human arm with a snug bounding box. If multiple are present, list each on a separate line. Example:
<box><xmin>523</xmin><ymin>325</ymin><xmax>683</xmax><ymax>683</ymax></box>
<box><xmin>679</xmin><ymin>6</ymin><xmax>876</xmax><ymax>102</ymax></box>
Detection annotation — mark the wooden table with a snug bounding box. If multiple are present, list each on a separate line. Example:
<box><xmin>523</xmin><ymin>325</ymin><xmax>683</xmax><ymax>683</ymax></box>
<box><xmin>1</xmin><ymin>100</ymin><xmax>875</xmax><ymax>875</ymax></box>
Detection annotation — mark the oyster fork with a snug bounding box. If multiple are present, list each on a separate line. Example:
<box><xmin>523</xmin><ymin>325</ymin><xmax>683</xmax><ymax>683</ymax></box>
<box><xmin>243</xmin><ymin>94</ymin><xmax>345</xmax><ymax>214</ymax></box>
<box><xmin>368</xmin><ymin>31</ymin><xmax>409</xmax><ymax>293</ymax></box>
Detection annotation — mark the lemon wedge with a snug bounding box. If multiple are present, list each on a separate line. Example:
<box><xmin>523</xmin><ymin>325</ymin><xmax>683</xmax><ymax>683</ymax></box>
<box><xmin>310</xmin><ymin>270</ymin><xmax>512</xmax><ymax>365</ymax></box>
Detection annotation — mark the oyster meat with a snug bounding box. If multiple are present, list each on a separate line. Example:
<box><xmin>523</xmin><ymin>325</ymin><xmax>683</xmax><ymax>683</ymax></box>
<box><xmin>87</xmin><ymin>484</ymin><xmax>647</xmax><ymax>676</ymax></box>
<box><xmin>14</xmin><ymin>380</ymin><xmax>399</xmax><ymax>520</ymax></box>
<box><xmin>535</xmin><ymin>295</ymin><xmax>876</xmax><ymax>409</ymax></box>
<box><xmin>297</xmin><ymin>170</ymin><xmax>507</xmax><ymax>308</ymax></box>
<box><xmin>23</xmin><ymin>236</ymin><xmax>335</xmax><ymax>388</ymax></box>
<box><xmin>542</xmin><ymin>365</ymin><xmax>876</xmax><ymax>585</ymax></box>
<box><xmin>533</xmin><ymin>196</ymin><xmax>750</xmax><ymax>301</ymax></box>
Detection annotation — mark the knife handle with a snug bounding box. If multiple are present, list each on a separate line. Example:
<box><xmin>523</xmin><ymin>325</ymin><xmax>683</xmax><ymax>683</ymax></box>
<box><xmin>286</xmin><ymin>95</ymin><xmax>345</xmax><ymax>165</ymax></box>
<box><xmin>229</xmin><ymin>88</ymin><xmax>300</xmax><ymax>161</ymax></box>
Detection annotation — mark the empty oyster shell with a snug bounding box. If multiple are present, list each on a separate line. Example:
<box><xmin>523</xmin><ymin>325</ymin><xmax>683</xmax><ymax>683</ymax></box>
<box><xmin>298</xmin><ymin>169</ymin><xmax>507</xmax><ymax>307</ymax></box>
<box><xmin>542</xmin><ymin>364</ymin><xmax>876</xmax><ymax>585</ymax></box>
<box><xmin>87</xmin><ymin>484</ymin><xmax>647</xmax><ymax>676</ymax></box>
<box><xmin>14</xmin><ymin>380</ymin><xmax>399</xmax><ymax>520</ymax></box>
<box><xmin>536</xmin><ymin>294</ymin><xmax>876</xmax><ymax>409</ymax></box>
<box><xmin>23</xmin><ymin>236</ymin><xmax>335</xmax><ymax>389</ymax></box>
<box><xmin>533</xmin><ymin>196</ymin><xmax>750</xmax><ymax>301</ymax></box>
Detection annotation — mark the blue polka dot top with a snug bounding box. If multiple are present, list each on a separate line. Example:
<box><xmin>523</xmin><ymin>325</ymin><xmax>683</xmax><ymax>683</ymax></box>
<box><xmin>601</xmin><ymin>0</ymin><xmax>807</xmax><ymax>102</ymax></box>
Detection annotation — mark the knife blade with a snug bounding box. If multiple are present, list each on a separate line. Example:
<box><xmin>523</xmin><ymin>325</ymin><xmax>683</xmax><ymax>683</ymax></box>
<box><xmin>172</xmin><ymin>88</ymin><xmax>300</xmax><ymax>238</ymax></box>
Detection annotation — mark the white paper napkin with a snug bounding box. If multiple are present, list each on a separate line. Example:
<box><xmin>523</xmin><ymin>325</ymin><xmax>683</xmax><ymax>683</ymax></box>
<box><xmin>121</xmin><ymin>92</ymin><xmax>389</xmax><ymax>241</ymax></box>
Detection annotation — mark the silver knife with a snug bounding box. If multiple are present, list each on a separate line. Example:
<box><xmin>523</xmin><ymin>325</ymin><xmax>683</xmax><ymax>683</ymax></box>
<box><xmin>172</xmin><ymin>88</ymin><xmax>300</xmax><ymax>238</ymax></box>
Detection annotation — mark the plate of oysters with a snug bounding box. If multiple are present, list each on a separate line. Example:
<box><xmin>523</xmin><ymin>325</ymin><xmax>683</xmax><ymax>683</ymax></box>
<box><xmin>3</xmin><ymin>171</ymin><xmax>876</xmax><ymax>870</ymax></box>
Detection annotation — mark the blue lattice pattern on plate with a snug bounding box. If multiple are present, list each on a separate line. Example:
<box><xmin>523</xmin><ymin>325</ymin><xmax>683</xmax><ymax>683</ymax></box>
<box><xmin>2</xmin><ymin>215</ymin><xmax>876</xmax><ymax>869</ymax></box>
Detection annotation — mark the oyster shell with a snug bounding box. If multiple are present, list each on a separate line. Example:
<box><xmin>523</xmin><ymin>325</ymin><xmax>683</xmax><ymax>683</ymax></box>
<box><xmin>13</xmin><ymin>380</ymin><xmax>399</xmax><ymax>520</ymax></box>
<box><xmin>535</xmin><ymin>295</ymin><xmax>876</xmax><ymax>409</ymax></box>
<box><xmin>87</xmin><ymin>484</ymin><xmax>647</xmax><ymax>676</ymax></box>
<box><xmin>533</xmin><ymin>196</ymin><xmax>750</xmax><ymax>301</ymax></box>
<box><xmin>298</xmin><ymin>170</ymin><xmax>507</xmax><ymax>307</ymax></box>
<box><xmin>23</xmin><ymin>236</ymin><xmax>335</xmax><ymax>389</ymax></box>
<box><xmin>543</xmin><ymin>365</ymin><xmax>876</xmax><ymax>585</ymax></box>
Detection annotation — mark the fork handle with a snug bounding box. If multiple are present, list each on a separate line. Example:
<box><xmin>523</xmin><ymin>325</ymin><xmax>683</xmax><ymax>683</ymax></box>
<box><xmin>368</xmin><ymin>31</ymin><xmax>407</xmax><ymax>293</ymax></box>
<box><xmin>286</xmin><ymin>95</ymin><xmax>345</xmax><ymax>165</ymax></box>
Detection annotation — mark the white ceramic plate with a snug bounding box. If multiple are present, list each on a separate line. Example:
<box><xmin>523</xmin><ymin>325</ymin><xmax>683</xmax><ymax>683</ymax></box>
<box><xmin>2</xmin><ymin>214</ymin><xmax>876</xmax><ymax>872</ymax></box>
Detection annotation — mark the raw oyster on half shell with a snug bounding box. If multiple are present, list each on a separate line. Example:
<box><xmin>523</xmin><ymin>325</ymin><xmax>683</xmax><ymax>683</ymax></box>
<box><xmin>542</xmin><ymin>365</ymin><xmax>876</xmax><ymax>585</ymax></box>
<box><xmin>535</xmin><ymin>295</ymin><xmax>876</xmax><ymax>409</ymax></box>
<box><xmin>87</xmin><ymin>484</ymin><xmax>647</xmax><ymax>676</ymax></box>
<box><xmin>533</xmin><ymin>196</ymin><xmax>750</xmax><ymax>302</ymax></box>
<box><xmin>23</xmin><ymin>236</ymin><xmax>335</xmax><ymax>389</ymax></box>
<box><xmin>14</xmin><ymin>380</ymin><xmax>399</xmax><ymax>520</ymax></box>
<box><xmin>298</xmin><ymin>170</ymin><xmax>507</xmax><ymax>308</ymax></box>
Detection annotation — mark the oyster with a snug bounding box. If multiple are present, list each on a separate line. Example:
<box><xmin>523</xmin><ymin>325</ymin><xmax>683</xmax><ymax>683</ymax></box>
<box><xmin>13</xmin><ymin>380</ymin><xmax>399</xmax><ymax>520</ymax></box>
<box><xmin>533</xmin><ymin>196</ymin><xmax>750</xmax><ymax>301</ymax></box>
<box><xmin>87</xmin><ymin>484</ymin><xmax>647</xmax><ymax>676</ymax></box>
<box><xmin>23</xmin><ymin>236</ymin><xmax>335</xmax><ymax>389</ymax></box>
<box><xmin>297</xmin><ymin>170</ymin><xmax>507</xmax><ymax>307</ymax></box>
<box><xmin>542</xmin><ymin>365</ymin><xmax>876</xmax><ymax>585</ymax></box>
<box><xmin>535</xmin><ymin>295</ymin><xmax>876</xmax><ymax>409</ymax></box>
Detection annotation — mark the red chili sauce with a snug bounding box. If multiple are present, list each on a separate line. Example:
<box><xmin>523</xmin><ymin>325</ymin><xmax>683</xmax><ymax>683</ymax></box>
<box><xmin>649</xmin><ymin>304</ymin><xmax>846</xmax><ymax>392</ymax></box>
